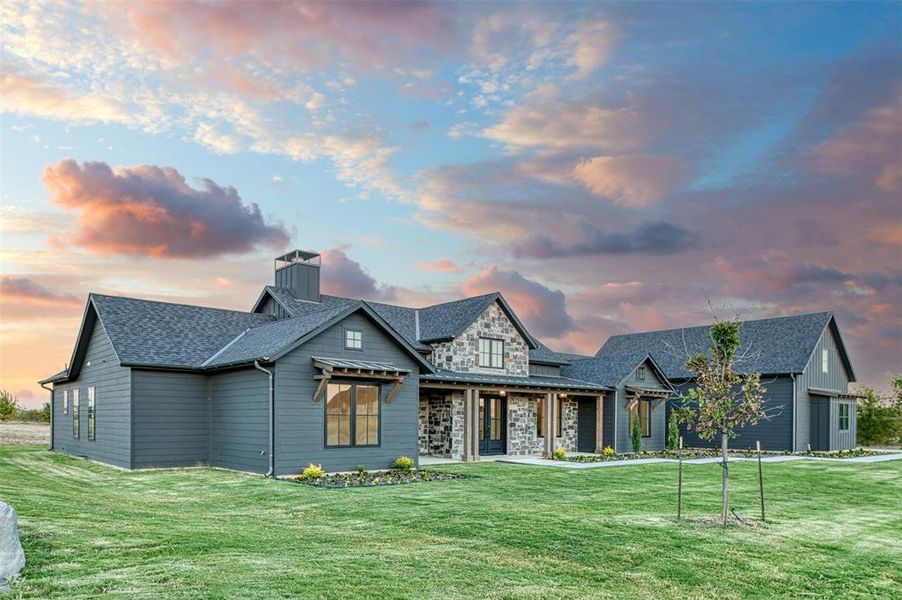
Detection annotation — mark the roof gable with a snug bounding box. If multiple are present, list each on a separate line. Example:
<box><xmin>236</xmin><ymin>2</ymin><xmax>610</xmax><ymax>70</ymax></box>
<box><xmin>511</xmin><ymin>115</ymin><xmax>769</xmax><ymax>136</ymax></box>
<box><xmin>596</xmin><ymin>312</ymin><xmax>838</xmax><ymax>379</ymax></box>
<box><xmin>563</xmin><ymin>352</ymin><xmax>673</xmax><ymax>390</ymax></box>
<box><xmin>419</xmin><ymin>293</ymin><xmax>537</xmax><ymax>348</ymax></box>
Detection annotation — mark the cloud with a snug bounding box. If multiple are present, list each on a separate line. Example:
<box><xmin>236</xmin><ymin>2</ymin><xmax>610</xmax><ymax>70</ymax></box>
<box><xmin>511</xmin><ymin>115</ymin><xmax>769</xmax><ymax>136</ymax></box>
<box><xmin>810</xmin><ymin>96</ymin><xmax>902</xmax><ymax>192</ymax></box>
<box><xmin>319</xmin><ymin>247</ymin><xmax>398</xmax><ymax>301</ymax></box>
<box><xmin>512</xmin><ymin>221</ymin><xmax>696</xmax><ymax>258</ymax></box>
<box><xmin>193</xmin><ymin>123</ymin><xmax>242</xmax><ymax>154</ymax></box>
<box><xmin>572</xmin><ymin>154</ymin><xmax>691</xmax><ymax>206</ymax></box>
<box><xmin>566</xmin><ymin>20</ymin><xmax>617</xmax><ymax>77</ymax></box>
<box><xmin>463</xmin><ymin>267</ymin><xmax>575</xmax><ymax>338</ymax></box>
<box><xmin>41</xmin><ymin>159</ymin><xmax>290</xmax><ymax>258</ymax></box>
<box><xmin>0</xmin><ymin>68</ymin><xmax>127</xmax><ymax>124</ymax></box>
<box><xmin>416</xmin><ymin>259</ymin><xmax>461</xmax><ymax>273</ymax></box>
<box><xmin>0</xmin><ymin>276</ymin><xmax>81</xmax><ymax>306</ymax></box>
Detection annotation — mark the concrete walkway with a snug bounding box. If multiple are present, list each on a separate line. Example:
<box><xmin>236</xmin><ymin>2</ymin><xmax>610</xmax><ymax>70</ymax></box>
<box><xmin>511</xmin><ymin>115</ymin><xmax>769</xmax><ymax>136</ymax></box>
<box><xmin>496</xmin><ymin>453</ymin><xmax>902</xmax><ymax>469</ymax></box>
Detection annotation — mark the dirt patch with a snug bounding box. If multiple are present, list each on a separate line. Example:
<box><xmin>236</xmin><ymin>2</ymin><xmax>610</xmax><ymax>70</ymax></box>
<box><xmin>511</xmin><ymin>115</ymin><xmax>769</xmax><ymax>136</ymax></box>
<box><xmin>0</xmin><ymin>422</ymin><xmax>50</xmax><ymax>446</ymax></box>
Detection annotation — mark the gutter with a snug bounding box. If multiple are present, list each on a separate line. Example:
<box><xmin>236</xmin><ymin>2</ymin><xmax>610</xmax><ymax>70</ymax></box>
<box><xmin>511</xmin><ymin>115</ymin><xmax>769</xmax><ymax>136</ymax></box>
<box><xmin>790</xmin><ymin>373</ymin><xmax>797</xmax><ymax>452</ymax></box>
<box><xmin>40</xmin><ymin>381</ymin><xmax>54</xmax><ymax>451</ymax></box>
<box><xmin>254</xmin><ymin>360</ymin><xmax>275</xmax><ymax>478</ymax></box>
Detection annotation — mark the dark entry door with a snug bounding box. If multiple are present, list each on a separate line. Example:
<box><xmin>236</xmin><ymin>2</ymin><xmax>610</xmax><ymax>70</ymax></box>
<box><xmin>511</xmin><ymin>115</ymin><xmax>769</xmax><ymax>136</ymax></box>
<box><xmin>577</xmin><ymin>398</ymin><xmax>597</xmax><ymax>453</ymax></box>
<box><xmin>810</xmin><ymin>395</ymin><xmax>830</xmax><ymax>451</ymax></box>
<box><xmin>479</xmin><ymin>395</ymin><xmax>506</xmax><ymax>455</ymax></box>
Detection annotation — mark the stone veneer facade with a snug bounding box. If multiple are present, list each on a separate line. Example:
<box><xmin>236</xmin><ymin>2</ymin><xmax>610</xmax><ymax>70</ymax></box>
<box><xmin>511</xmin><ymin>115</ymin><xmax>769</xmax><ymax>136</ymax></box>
<box><xmin>430</xmin><ymin>302</ymin><xmax>529</xmax><ymax>377</ymax></box>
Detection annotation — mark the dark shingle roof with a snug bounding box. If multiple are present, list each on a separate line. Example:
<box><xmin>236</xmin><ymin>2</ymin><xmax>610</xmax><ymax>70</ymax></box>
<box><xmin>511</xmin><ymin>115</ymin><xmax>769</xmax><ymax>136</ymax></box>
<box><xmin>91</xmin><ymin>294</ymin><xmax>274</xmax><ymax>368</ymax></box>
<box><xmin>421</xmin><ymin>370</ymin><xmax>609</xmax><ymax>392</ymax></box>
<box><xmin>529</xmin><ymin>342</ymin><xmax>576</xmax><ymax>365</ymax></box>
<box><xmin>39</xmin><ymin>369</ymin><xmax>69</xmax><ymax>384</ymax></box>
<box><xmin>563</xmin><ymin>352</ymin><xmax>656</xmax><ymax>388</ymax></box>
<box><xmin>417</xmin><ymin>292</ymin><xmax>501</xmax><ymax>342</ymax></box>
<box><xmin>362</xmin><ymin>300</ymin><xmax>431</xmax><ymax>351</ymax></box>
<box><xmin>203</xmin><ymin>303</ymin><xmax>355</xmax><ymax>368</ymax></box>
<box><xmin>595</xmin><ymin>312</ymin><xmax>836</xmax><ymax>379</ymax></box>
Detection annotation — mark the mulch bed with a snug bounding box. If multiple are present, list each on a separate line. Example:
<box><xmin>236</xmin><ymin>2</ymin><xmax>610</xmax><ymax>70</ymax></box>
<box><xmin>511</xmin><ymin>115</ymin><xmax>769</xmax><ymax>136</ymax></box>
<box><xmin>290</xmin><ymin>469</ymin><xmax>471</xmax><ymax>488</ymax></box>
<box><xmin>553</xmin><ymin>447</ymin><xmax>885</xmax><ymax>463</ymax></box>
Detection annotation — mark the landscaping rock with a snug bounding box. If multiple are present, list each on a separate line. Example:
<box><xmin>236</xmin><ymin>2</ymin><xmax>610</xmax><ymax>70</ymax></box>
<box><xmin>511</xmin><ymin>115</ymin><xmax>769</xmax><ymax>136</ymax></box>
<box><xmin>0</xmin><ymin>501</ymin><xmax>25</xmax><ymax>592</ymax></box>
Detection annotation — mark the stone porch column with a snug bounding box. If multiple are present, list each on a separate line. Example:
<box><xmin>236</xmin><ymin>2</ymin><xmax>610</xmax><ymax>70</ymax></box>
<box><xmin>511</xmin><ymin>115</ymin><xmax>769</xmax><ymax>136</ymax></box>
<box><xmin>543</xmin><ymin>392</ymin><xmax>557</xmax><ymax>458</ymax></box>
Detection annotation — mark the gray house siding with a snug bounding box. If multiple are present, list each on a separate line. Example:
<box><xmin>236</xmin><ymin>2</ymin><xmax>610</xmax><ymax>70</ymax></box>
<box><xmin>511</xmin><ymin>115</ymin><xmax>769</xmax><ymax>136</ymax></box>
<box><xmin>796</xmin><ymin>326</ymin><xmax>853</xmax><ymax>451</ymax></box>
<box><xmin>273</xmin><ymin>311</ymin><xmax>419</xmax><ymax>475</ymax></box>
<box><xmin>529</xmin><ymin>364</ymin><xmax>561</xmax><ymax>377</ymax></box>
<box><xmin>131</xmin><ymin>370</ymin><xmax>208</xmax><ymax>468</ymax></box>
<box><xmin>669</xmin><ymin>376</ymin><xmax>795</xmax><ymax>451</ymax></box>
<box><xmin>614</xmin><ymin>389</ymin><xmax>666</xmax><ymax>452</ymax></box>
<box><xmin>602</xmin><ymin>393</ymin><xmax>615</xmax><ymax>449</ymax></box>
<box><xmin>830</xmin><ymin>398</ymin><xmax>856</xmax><ymax>450</ymax></box>
<box><xmin>259</xmin><ymin>296</ymin><xmax>291</xmax><ymax>320</ymax></box>
<box><xmin>52</xmin><ymin>320</ymin><xmax>131</xmax><ymax>468</ymax></box>
<box><xmin>210</xmin><ymin>368</ymin><xmax>270</xmax><ymax>474</ymax></box>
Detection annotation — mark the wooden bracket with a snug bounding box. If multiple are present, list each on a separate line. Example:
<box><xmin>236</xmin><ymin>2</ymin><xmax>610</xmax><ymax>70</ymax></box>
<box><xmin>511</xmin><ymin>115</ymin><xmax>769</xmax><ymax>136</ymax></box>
<box><xmin>312</xmin><ymin>365</ymin><xmax>333</xmax><ymax>402</ymax></box>
<box><xmin>384</xmin><ymin>377</ymin><xmax>405</xmax><ymax>405</ymax></box>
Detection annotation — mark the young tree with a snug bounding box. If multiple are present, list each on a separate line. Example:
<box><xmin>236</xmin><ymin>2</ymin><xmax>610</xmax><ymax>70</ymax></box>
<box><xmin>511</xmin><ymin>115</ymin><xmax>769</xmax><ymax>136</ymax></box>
<box><xmin>857</xmin><ymin>387</ymin><xmax>896</xmax><ymax>446</ymax></box>
<box><xmin>674</xmin><ymin>320</ymin><xmax>767</xmax><ymax>526</ymax></box>
<box><xmin>41</xmin><ymin>401</ymin><xmax>51</xmax><ymax>423</ymax></box>
<box><xmin>667</xmin><ymin>412</ymin><xmax>680</xmax><ymax>451</ymax></box>
<box><xmin>631</xmin><ymin>409</ymin><xmax>642</xmax><ymax>453</ymax></box>
<box><xmin>0</xmin><ymin>390</ymin><xmax>19</xmax><ymax>421</ymax></box>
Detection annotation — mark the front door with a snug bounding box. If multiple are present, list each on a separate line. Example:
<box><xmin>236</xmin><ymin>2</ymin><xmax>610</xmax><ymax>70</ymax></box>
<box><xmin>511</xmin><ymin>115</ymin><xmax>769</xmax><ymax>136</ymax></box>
<box><xmin>577</xmin><ymin>397</ymin><xmax>597</xmax><ymax>453</ymax></box>
<box><xmin>479</xmin><ymin>395</ymin><xmax>506</xmax><ymax>455</ymax></box>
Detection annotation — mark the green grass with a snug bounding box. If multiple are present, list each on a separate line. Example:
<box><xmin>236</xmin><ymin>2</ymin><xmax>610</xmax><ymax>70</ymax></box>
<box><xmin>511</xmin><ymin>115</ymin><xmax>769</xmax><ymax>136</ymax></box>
<box><xmin>1</xmin><ymin>446</ymin><xmax>900</xmax><ymax>599</ymax></box>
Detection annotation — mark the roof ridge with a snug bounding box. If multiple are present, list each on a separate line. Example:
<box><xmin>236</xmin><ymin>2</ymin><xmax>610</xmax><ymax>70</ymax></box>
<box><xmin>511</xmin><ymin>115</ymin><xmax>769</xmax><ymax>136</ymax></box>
<box><xmin>421</xmin><ymin>291</ymin><xmax>499</xmax><ymax>311</ymax></box>
<box><xmin>90</xmin><ymin>292</ymin><xmax>264</xmax><ymax>317</ymax></box>
<box><xmin>606</xmin><ymin>311</ymin><xmax>834</xmax><ymax>340</ymax></box>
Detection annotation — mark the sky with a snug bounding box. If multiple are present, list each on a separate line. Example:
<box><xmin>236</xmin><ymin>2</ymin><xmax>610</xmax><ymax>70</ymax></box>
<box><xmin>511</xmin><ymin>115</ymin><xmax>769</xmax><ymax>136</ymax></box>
<box><xmin>1</xmin><ymin>1</ymin><xmax>900</xmax><ymax>408</ymax></box>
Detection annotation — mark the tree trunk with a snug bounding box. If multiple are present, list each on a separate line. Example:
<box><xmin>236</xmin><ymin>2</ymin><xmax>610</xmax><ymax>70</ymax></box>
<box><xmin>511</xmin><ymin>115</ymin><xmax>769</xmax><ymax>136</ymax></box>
<box><xmin>721</xmin><ymin>433</ymin><xmax>730</xmax><ymax>528</ymax></box>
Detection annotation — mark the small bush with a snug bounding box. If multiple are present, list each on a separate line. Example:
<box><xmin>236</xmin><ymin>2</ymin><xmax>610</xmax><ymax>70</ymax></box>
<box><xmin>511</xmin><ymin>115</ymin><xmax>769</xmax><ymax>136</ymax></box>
<box><xmin>552</xmin><ymin>447</ymin><xmax>567</xmax><ymax>460</ymax></box>
<box><xmin>667</xmin><ymin>412</ymin><xmax>680</xmax><ymax>451</ymax></box>
<box><xmin>603</xmin><ymin>446</ymin><xmax>615</xmax><ymax>458</ymax></box>
<box><xmin>392</xmin><ymin>456</ymin><xmax>414</xmax><ymax>471</ymax></box>
<box><xmin>301</xmin><ymin>464</ymin><xmax>324</xmax><ymax>481</ymax></box>
<box><xmin>631</xmin><ymin>413</ymin><xmax>642</xmax><ymax>454</ymax></box>
<box><xmin>356</xmin><ymin>464</ymin><xmax>367</xmax><ymax>475</ymax></box>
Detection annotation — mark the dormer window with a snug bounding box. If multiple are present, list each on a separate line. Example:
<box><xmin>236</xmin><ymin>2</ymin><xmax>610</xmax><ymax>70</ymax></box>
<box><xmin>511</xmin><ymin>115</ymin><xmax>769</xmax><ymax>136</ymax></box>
<box><xmin>345</xmin><ymin>329</ymin><xmax>363</xmax><ymax>350</ymax></box>
<box><xmin>636</xmin><ymin>366</ymin><xmax>647</xmax><ymax>381</ymax></box>
<box><xmin>478</xmin><ymin>338</ymin><xmax>504</xmax><ymax>369</ymax></box>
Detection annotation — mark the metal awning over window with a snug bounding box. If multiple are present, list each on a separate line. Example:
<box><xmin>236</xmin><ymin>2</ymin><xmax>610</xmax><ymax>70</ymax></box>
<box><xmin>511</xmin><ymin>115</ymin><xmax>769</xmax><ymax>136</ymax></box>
<box><xmin>808</xmin><ymin>387</ymin><xmax>866</xmax><ymax>400</ymax></box>
<box><xmin>312</xmin><ymin>356</ymin><xmax>409</xmax><ymax>404</ymax></box>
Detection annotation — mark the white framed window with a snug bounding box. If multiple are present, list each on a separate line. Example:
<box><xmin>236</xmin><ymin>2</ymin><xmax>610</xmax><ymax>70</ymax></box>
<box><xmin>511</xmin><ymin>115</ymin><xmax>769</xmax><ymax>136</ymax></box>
<box><xmin>478</xmin><ymin>338</ymin><xmax>504</xmax><ymax>369</ymax></box>
<box><xmin>636</xmin><ymin>366</ymin><xmax>647</xmax><ymax>381</ymax></box>
<box><xmin>72</xmin><ymin>389</ymin><xmax>80</xmax><ymax>439</ymax></box>
<box><xmin>822</xmin><ymin>349</ymin><xmax>829</xmax><ymax>374</ymax></box>
<box><xmin>345</xmin><ymin>329</ymin><xmax>363</xmax><ymax>350</ymax></box>
<box><xmin>87</xmin><ymin>387</ymin><xmax>96</xmax><ymax>441</ymax></box>
<box><xmin>63</xmin><ymin>389</ymin><xmax>68</xmax><ymax>414</ymax></box>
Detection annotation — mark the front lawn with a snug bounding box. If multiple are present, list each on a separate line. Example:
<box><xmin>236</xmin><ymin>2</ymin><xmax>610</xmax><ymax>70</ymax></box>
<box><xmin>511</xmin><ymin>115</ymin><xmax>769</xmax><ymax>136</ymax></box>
<box><xmin>1</xmin><ymin>445</ymin><xmax>900</xmax><ymax>598</ymax></box>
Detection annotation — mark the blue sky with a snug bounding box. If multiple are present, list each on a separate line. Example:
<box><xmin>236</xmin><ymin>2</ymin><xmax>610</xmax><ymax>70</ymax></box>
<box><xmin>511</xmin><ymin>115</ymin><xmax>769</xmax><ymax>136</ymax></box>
<box><xmin>1</xmin><ymin>1</ymin><xmax>900</xmax><ymax>406</ymax></box>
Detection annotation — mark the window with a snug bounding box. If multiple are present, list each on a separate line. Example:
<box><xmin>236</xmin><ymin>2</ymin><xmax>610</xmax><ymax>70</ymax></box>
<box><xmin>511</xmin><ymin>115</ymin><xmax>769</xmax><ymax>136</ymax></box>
<box><xmin>63</xmin><ymin>390</ymin><xmax>68</xmax><ymax>415</ymax></box>
<box><xmin>345</xmin><ymin>329</ymin><xmax>363</xmax><ymax>350</ymax></box>
<box><xmin>631</xmin><ymin>399</ymin><xmax>651</xmax><ymax>437</ymax></box>
<box><xmin>536</xmin><ymin>397</ymin><xmax>545</xmax><ymax>437</ymax></box>
<box><xmin>556</xmin><ymin>398</ymin><xmax>563</xmax><ymax>437</ymax></box>
<box><xmin>87</xmin><ymin>387</ymin><xmax>96</xmax><ymax>441</ymax></box>
<box><xmin>478</xmin><ymin>338</ymin><xmax>504</xmax><ymax>369</ymax></box>
<box><xmin>636</xmin><ymin>366</ymin><xmax>647</xmax><ymax>381</ymax></box>
<box><xmin>838</xmin><ymin>403</ymin><xmax>850</xmax><ymax>431</ymax></box>
<box><xmin>72</xmin><ymin>389</ymin><xmax>80</xmax><ymax>439</ymax></box>
<box><xmin>822</xmin><ymin>349</ymin><xmax>829</xmax><ymax>373</ymax></box>
<box><xmin>325</xmin><ymin>383</ymin><xmax>380</xmax><ymax>447</ymax></box>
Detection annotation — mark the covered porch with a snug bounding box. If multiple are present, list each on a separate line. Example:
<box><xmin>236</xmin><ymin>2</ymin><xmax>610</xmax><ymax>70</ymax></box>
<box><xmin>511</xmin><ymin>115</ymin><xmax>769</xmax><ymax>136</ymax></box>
<box><xmin>417</xmin><ymin>371</ymin><xmax>610</xmax><ymax>462</ymax></box>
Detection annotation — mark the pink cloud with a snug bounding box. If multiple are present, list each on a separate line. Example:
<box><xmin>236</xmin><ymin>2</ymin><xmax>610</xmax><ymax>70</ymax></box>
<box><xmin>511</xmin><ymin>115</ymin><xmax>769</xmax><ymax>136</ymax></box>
<box><xmin>416</xmin><ymin>258</ymin><xmax>461</xmax><ymax>273</ymax></box>
<box><xmin>41</xmin><ymin>159</ymin><xmax>289</xmax><ymax>259</ymax></box>
<box><xmin>572</xmin><ymin>154</ymin><xmax>691</xmax><ymax>206</ymax></box>
<box><xmin>319</xmin><ymin>247</ymin><xmax>398</xmax><ymax>302</ymax></box>
<box><xmin>0</xmin><ymin>276</ymin><xmax>81</xmax><ymax>307</ymax></box>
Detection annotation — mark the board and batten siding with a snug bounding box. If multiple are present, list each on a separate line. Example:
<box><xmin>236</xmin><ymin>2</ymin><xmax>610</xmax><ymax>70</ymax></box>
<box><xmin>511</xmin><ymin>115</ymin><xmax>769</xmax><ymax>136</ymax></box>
<box><xmin>529</xmin><ymin>363</ymin><xmax>561</xmax><ymax>377</ymax></box>
<box><xmin>273</xmin><ymin>311</ymin><xmax>420</xmax><ymax>475</ymax></box>
<box><xmin>210</xmin><ymin>368</ymin><xmax>270</xmax><ymax>474</ymax></box>
<box><xmin>131</xmin><ymin>370</ymin><xmax>208</xmax><ymax>468</ymax></box>
<box><xmin>795</xmin><ymin>324</ymin><xmax>853</xmax><ymax>451</ymax></box>
<box><xmin>668</xmin><ymin>376</ymin><xmax>795</xmax><ymax>451</ymax></box>
<box><xmin>613</xmin><ymin>360</ymin><xmax>669</xmax><ymax>452</ymax></box>
<box><xmin>52</xmin><ymin>319</ymin><xmax>131</xmax><ymax>468</ymax></box>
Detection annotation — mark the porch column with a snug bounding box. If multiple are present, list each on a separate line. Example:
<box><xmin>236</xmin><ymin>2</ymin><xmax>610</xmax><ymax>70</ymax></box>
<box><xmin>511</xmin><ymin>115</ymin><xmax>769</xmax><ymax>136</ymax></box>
<box><xmin>595</xmin><ymin>394</ymin><xmax>604</xmax><ymax>453</ymax></box>
<box><xmin>543</xmin><ymin>392</ymin><xmax>557</xmax><ymax>458</ymax></box>
<box><xmin>463</xmin><ymin>387</ymin><xmax>481</xmax><ymax>462</ymax></box>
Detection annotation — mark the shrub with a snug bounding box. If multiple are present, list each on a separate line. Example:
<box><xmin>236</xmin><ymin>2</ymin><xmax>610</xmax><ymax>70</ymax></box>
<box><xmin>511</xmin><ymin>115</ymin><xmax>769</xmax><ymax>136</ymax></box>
<box><xmin>392</xmin><ymin>456</ymin><xmax>414</xmax><ymax>471</ymax></box>
<box><xmin>301</xmin><ymin>464</ymin><xmax>324</xmax><ymax>481</ymax></box>
<box><xmin>631</xmin><ymin>413</ymin><xmax>642</xmax><ymax>453</ymax></box>
<box><xmin>552</xmin><ymin>447</ymin><xmax>567</xmax><ymax>460</ymax></box>
<box><xmin>667</xmin><ymin>412</ymin><xmax>680</xmax><ymax>451</ymax></box>
<box><xmin>356</xmin><ymin>464</ymin><xmax>367</xmax><ymax>475</ymax></box>
<box><xmin>603</xmin><ymin>446</ymin><xmax>615</xmax><ymax>458</ymax></box>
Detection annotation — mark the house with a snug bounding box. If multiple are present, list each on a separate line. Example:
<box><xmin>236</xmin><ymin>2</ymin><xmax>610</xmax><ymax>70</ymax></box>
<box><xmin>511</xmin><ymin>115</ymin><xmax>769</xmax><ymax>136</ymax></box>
<box><xmin>38</xmin><ymin>250</ymin><xmax>860</xmax><ymax>473</ymax></box>
<box><xmin>594</xmin><ymin>312</ymin><xmax>861</xmax><ymax>451</ymax></box>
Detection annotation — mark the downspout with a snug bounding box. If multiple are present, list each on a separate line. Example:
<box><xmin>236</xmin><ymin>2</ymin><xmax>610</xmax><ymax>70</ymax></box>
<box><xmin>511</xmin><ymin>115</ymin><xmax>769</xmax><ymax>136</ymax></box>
<box><xmin>254</xmin><ymin>360</ymin><xmax>275</xmax><ymax>478</ymax></box>
<box><xmin>40</xmin><ymin>381</ymin><xmax>54</xmax><ymax>451</ymax></box>
<box><xmin>790</xmin><ymin>373</ymin><xmax>797</xmax><ymax>452</ymax></box>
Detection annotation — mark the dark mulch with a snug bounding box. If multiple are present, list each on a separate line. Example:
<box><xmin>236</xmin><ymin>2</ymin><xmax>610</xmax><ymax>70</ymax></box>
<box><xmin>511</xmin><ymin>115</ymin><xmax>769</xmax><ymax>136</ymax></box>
<box><xmin>290</xmin><ymin>469</ymin><xmax>472</xmax><ymax>488</ymax></box>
